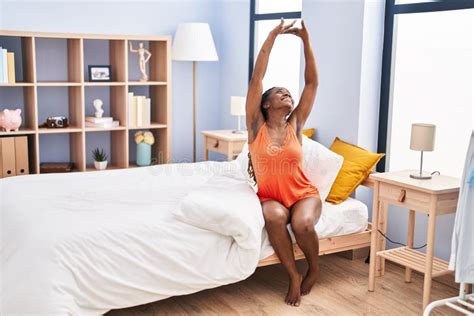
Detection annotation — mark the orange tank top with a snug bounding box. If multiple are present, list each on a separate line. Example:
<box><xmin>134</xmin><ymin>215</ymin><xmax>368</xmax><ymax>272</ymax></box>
<box><xmin>248</xmin><ymin>123</ymin><xmax>319</xmax><ymax>208</ymax></box>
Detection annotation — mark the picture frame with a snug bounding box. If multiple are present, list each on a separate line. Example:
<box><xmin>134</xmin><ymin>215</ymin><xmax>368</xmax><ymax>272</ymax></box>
<box><xmin>88</xmin><ymin>65</ymin><xmax>112</xmax><ymax>82</ymax></box>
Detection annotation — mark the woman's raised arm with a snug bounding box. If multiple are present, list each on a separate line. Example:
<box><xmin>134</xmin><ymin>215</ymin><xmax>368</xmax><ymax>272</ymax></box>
<box><xmin>246</xmin><ymin>19</ymin><xmax>296</xmax><ymax>141</ymax></box>
<box><xmin>287</xmin><ymin>21</ymin><xmax>318</xmax><ymax>132</ymax></box>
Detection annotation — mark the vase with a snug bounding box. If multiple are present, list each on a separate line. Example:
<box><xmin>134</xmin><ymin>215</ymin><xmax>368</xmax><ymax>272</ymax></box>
<box><xmin>136</xmin><ymin>142</ymin><xmax>152</xmax><ymax>166</ymax></box>
<box><xmin>94</xmin><ymin>160</ymin><xmax>108</xmax><ymax>170</ymax></box>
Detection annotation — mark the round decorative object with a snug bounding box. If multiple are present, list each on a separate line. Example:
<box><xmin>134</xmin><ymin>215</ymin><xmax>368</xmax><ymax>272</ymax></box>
<box><xmin>136</xmin><ymin>142</ymin><xmax>152</xmax><ymax>166</ymax></box>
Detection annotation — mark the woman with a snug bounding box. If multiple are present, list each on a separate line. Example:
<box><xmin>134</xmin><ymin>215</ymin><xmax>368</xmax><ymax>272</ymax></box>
<box><xmin>246</xmin><ymin>19</ymin><xmax>320</xmax><ymax>307</ymax></box>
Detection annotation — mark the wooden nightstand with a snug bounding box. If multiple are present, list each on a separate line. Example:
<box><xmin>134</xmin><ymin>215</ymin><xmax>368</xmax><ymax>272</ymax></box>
<box><xmin>202</xmin><ymin>130</ymin><xmax>247</xmax><ymax>161</ymax></box>
<box><xmin>368</xmin><ymin>170</ymin><xmax>460</xmax><ymax>310</ymax></box>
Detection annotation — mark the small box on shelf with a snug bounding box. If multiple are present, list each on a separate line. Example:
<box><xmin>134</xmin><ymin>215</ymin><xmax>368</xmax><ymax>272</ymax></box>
<box><xmin>39</xmin><ymin>132</ymin><xmax>84</xmax><ymax>173</ymax></box>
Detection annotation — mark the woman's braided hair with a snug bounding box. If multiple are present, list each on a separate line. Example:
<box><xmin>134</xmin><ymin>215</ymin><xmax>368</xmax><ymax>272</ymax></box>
<box><xmin>247</xmin><ymin>87</ymin><xmax>275</xmax><ymax>184</ymax></box>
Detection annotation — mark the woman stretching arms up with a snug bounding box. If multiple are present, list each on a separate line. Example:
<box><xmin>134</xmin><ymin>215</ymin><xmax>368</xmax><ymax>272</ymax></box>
<box><xmin>246</xmin><ymin>19</ymin><xmax>320</xmax><ymax>307</ymax></box>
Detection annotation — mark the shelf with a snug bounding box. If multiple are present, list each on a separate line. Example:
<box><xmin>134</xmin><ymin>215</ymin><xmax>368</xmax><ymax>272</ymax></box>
<box><xmin>128</xmin><ymin>162</ymin><xmax>155</xmax><ymax>168</ymax></box>
<box><xmin>38</xmin><ymin>127</ymin><xmax>83</xmax><ymax>134</ymax></box>
<box><xmin>0</xmin><ymin>31</ymin><xmax>170</xmax><ymax>177</ymax></box>
<box><xmin>128</xmin><ymin>123</ymin><xmax>167</xmax><ymax>130</ymax></box>
<box><xmin>85</xmin><ymin>126</ymin><xmax>126</xmax><ymax>132</ymax></box>
<box><xmin>84</xmin><ymin>82</ymin><xmax>126</xmax><ymax>86</ymax></box>
<box><xmin>377</xmin><ymin>247</ymin><xmax>450</xmax><ymax>278</ymax></box>
<box><xmin>128</xmin><ymin>81</ymin><xmax>167</xmax><ymax>86</ymax></box>
<box><xmin>0</xmin><ymin>128</ymin><xmax>36</xmax><ymax>136</ymax></box>
<box><xmin>0</xmin><ymin>83</ymin><xmax>35</xmax><ymax>87</ymax></box>
<box><xmin>85</xmin><ymin>164</ymin><xmax>123</xmax><ymax>172</ymax></box>
<box><xmin>37</xmin><ymin>82</ymin><xmax>82</xmax><ymax>87</ymax></box>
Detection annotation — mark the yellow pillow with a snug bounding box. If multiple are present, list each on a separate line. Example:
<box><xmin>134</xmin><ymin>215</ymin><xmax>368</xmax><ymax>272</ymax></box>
<box><xmin>326</xmin><ymin>137</ymin><xmax>384</xmax><ymax>204</ymax></box>
<box><xmin>303</xmin><ymin>128</ymin><xmax>316</xmax><ymax>138</ymax></box>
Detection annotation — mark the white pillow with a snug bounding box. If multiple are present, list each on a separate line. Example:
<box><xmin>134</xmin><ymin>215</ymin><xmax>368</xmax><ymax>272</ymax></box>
<box><xmin>235</xmin><ymin>135</ymin><xmax>343</xmax><ymax>202</ymax></box>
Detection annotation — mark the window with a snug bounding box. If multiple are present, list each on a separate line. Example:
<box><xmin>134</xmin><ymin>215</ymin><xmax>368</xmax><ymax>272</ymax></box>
<box><xmin>249</xmin><ymin>0</ymin><xmax>302</xmax><ymax>99</ymax></box>
<box><xmin>378</xmin><ymin>0</ymin><xmax>474</xmax><ymax>178</ymax></box>
<box><xmin>256</xmin><ymin>0</ymin><xmax>302</xmax><ymax>14</ymax></box>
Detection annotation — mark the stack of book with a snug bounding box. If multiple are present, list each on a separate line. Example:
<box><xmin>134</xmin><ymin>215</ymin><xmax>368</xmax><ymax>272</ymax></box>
<box><xmin>85</xmin><ymin>116</ymin><xmax>120</xmax><ymax>128</ymax></box>
<box><xmin>128</xmin><ymin>92</ymin><xmax>151</xmax><ymax>128</ymax></box>
<box><xmin>0</xmin><ymin>47</ymin><xmax>16</xmax><ymax>84</ymax></box>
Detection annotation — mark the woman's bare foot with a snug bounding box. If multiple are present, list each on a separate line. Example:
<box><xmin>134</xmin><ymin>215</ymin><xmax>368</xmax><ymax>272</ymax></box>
<box><xmin>301</xmin><ymin>267</ymin><xmax>319</xmax><ymax>295</ymax></box>
<box><xmin>285</xmin><ymin>274</ymin><xmax>302</xmax><ymax>306</ymax></box>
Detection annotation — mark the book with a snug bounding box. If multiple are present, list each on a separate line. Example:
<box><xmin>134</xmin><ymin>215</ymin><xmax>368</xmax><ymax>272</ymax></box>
<box><xmin>136</xmin><ymin>96</ymin><xmax>143</xmax><ymax>127</ymax></box>
<box><xmin>2</xmin><ymin>49</ymin><xmax>7</xmax><ymax>84</ymax></box>
<box><xmin>144</xmin><ymin>98</ymin><xmax>151</xmax><ymax>126</ymax></box>
<box><xmin>7</xmin><ymin>52</ymin><xmax>15</xmax><ymax>84</ymax></box>
<box><xmin>85</xmin><ymin>121</ymin><xmax>119</xmax><ymax>128</ymax></box>
<box><xmin>85</xmin><ymin>116</ymin><xmax>113</xmax><ymax>123</ymax></box>
<box><xmin>141</xmin><ymin>96</ymin><xmax>146</xmax><ymax>126</ymax></box>
<box><xmin>127</xmin><ymin>92</ymin><xmax>134</xmax><ymax>127</ymax></box>
<box><xmin>0</xmin><ymin>47</ymin><xmax>4</xmax><ymax>83</ymax></box>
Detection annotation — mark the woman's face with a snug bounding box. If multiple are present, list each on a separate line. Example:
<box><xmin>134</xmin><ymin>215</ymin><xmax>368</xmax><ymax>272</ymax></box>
<box><xmin>264</xmin><ymin>87</ymin><xmax>294</xmax><ymax>115</ymax></box>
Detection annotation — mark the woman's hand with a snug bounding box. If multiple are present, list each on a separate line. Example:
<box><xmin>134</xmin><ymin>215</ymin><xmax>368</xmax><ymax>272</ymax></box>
<box><xmin>283</xmin><ymin>20</ymin><xmax>309</xmax><ymax>41</ymax></box>
<box><xmin>270</xmin><ymin>18</ymin><xmax>297</xmax><ymax>37</ymax></box>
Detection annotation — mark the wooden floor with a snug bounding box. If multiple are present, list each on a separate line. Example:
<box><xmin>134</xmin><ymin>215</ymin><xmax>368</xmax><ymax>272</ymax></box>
<box><xmin>108</xmin><ymin>254</ymin><xmax>460</xmax><ymax>315</ymax></box>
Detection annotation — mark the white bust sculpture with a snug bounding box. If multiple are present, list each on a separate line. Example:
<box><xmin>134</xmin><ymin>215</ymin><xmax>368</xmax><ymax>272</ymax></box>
<box><xmin>93</xmin><ymin>99</ymin><xmax>104</xmax><ymax>118</ymax></box>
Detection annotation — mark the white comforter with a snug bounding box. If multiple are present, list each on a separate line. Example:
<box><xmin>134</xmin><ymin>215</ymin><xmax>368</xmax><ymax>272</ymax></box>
<box><xmin>1</xmin><ymin>161</ymin><xmax>264</xmax><ymax>315</ymax></box>
<box><xmin>1</xmin><ymin>160</ymin><xmax>368</xmax><ymax>315</ymax></box>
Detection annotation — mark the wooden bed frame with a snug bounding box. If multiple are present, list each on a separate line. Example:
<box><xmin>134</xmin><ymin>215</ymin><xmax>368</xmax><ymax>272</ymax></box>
<box><xmin>257</xmin><ymin>176</ymin><xmax>375</xmax><ymax>267</ymax></box>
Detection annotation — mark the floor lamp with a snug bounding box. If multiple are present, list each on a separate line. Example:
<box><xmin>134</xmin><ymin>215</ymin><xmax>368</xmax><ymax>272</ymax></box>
<box><xmin>172</xmin><ymin>23</ymin><xmax>218</xmax><ymax>162</ymax></box>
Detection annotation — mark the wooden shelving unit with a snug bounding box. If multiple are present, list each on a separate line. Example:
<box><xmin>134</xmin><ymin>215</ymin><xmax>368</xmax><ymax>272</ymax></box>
<box><xmin>0</xmin><ymin>30</ymin><xmax>171</xmax><ymax>174</ymax></box>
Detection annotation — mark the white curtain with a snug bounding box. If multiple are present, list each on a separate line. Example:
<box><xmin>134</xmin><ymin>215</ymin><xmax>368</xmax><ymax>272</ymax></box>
<box><xmin>449</xmin><ymin>130</ymin><xmax>474</xmax><ymax>283</ymax></box>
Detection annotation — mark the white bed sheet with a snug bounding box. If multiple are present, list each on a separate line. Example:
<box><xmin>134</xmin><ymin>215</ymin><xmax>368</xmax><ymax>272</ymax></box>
<box><xmin>1</xmin><ymin>160</ymin><xmax>368</xmax><ymax>314</ymax></box>
<box><xmin>260</xmin><ymin>198</ymin><xmax>368</xmax><ymax>259</ymax></box>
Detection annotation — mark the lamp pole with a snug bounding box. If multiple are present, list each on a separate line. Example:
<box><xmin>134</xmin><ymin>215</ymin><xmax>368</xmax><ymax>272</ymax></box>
<box><xmin>193</xmin><ymin>61</ymin><xmax>197</xmax><ymax>162</ymax></box>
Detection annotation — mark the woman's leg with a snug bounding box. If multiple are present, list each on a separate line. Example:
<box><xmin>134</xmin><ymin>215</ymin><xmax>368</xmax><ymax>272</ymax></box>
<box><xmin>290</xmin><ymin>196</ymin><xmax>322</xmax><ymax>295</ymax></box>
<box><xmin>262</xmin><ymin>200</ymin><xmax>302</xmax><ymax>306</ymax></box>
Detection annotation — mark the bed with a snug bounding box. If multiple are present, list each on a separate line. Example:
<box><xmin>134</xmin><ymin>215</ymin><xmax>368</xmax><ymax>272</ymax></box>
<box><xmin>0</xmin><ymin>160</ymin><xmax>374</xmax><ymax>314</ymax></box>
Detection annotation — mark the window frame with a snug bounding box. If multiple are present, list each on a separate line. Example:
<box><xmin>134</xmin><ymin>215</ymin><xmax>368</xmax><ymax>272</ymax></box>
<box><xmin>248</xmin><ymin>0</ymin><xmax>302</xmax><ymax>82</ymax></box>
<box><xmin>377</xmin><ymin>0</ymin><xmax>474</xmax><ymax>171</ymax></box>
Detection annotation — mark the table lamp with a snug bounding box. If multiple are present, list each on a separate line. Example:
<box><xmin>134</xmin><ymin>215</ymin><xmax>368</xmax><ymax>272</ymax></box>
<box><xmin>172</xmin><ymin>23</ymin><xmax>218</xmax><ymax>162</ymax></box>
<box><xmin>410</xmin><ymin>123</ymin><xmax>436</xmax><ymax>180</ymax></box>
<box><xmin>230</xmin><ymin>96</ymin><xmax>246</xmax><ymax>134</ymax></box>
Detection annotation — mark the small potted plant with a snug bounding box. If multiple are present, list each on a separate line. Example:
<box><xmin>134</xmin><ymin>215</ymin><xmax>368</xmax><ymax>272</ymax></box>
<box><xmin>135</xmin><ymin>131</ymin><xmax>155</xmax><ymax>166</ymax></box>
<box><xmin>92</xmin><ymin>147</ymin><xmax>108</xmax><ymax>170</ymax></box>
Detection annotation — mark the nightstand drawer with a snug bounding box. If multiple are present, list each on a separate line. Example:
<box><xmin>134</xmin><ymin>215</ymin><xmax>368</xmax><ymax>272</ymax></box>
<box><xmin>206</xmin><ymin>138</ymin><xmax>229</xmax><ymax>155</ymax></box>
<box><xmin>379</xmin><ymin>182</ymin><xmax>431</xmax><ymax>212</ymax></box>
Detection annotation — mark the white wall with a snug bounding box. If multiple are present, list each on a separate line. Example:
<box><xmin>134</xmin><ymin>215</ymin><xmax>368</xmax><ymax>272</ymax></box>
<box><xmin>301</xmin><ymin>0</ymin><xmax>366</xmax><ymax>148</ymax></box>
<box><xmin>355</xmin><ymin>0</ymin><xmax>385</xmax><ymax>235</ymax></box>
<box><xmin>217</xmin><ymin>0</ymin><xmax>250</xmax><ymax>131</ymax></box>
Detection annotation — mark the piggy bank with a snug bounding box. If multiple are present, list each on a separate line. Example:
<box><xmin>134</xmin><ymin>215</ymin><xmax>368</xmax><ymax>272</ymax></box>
<box><xmin>0</xmin><ymin>109</ymin><xmax>22</xmax><ymax>132</ymax></box>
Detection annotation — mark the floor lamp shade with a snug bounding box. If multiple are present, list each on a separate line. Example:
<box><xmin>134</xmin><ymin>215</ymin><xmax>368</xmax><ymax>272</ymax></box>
<box><xmin>172</xmin><ymin>23</ymin><xmax>218</xmax><ymax>61</ymax></box>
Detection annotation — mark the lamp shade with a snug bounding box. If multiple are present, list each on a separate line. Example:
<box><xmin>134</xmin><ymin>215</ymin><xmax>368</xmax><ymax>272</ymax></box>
<box><xmin>172</xmin><ymin>23</ymin><xmax>218</xmax><ymax>61</ymax></box>
<box><xmin>410</xmin><ymin>123</ymin><xmax>436</xmax><ymax>151</ymax></box>
<box><xmin>230</xmin><ymin>96</ymin><xmax>246</xmax><ymax>116</ymax></box>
